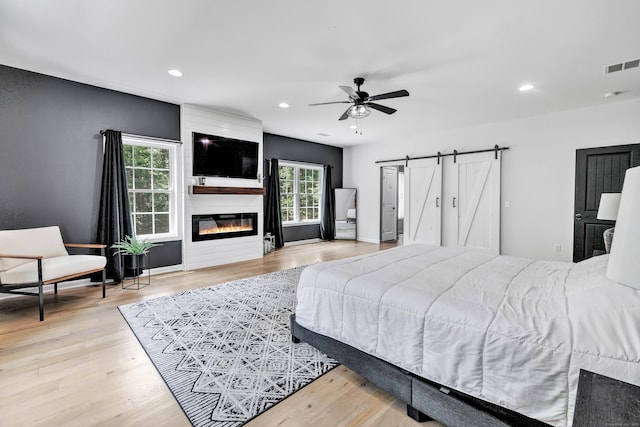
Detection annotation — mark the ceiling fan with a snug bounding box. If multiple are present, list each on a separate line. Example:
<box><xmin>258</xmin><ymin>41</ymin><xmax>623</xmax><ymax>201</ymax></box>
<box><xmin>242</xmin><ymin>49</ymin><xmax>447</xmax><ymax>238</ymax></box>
<box><xmin>309</xmin><ymin>77</ymin><xmax>410</xmax><ymax>121</ymax></box>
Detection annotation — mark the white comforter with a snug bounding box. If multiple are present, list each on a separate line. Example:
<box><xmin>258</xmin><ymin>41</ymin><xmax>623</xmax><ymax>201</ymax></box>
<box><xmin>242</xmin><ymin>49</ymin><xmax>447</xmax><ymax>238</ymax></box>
<box><xmin>295</xmin><ymin>244</ymin><xmax>640</xmax><ymax>426</ymax></box>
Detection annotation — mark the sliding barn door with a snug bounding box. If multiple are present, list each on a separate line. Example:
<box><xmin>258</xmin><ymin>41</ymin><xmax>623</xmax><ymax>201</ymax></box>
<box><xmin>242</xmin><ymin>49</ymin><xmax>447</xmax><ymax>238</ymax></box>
<box><xmin>404</xmin><ymin>159</ymin><xmax>443</xmax><ymax>245</ymax></box>
<box><xmin>443</xmin><ymin>152</ymin><xmax>501</xmax><ymax>253</ymax></box>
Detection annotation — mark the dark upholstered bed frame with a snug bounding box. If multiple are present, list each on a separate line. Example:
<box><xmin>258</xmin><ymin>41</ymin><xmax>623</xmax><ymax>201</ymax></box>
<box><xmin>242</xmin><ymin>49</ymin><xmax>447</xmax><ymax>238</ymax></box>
<box><xmin>291</xmin><ymin>314</ymin><xmax>550</xmax><ymax>426</ymax></box>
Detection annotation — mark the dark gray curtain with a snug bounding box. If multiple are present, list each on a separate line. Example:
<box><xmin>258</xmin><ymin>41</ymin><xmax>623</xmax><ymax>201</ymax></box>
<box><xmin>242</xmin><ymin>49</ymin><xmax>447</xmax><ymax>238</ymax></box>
<box><xmin>264</xmin><ymin>159</ymin><xmax>284</xmax><ymax>248</ymax></box>
<box><xmin>96</xmin><ymin>130</ymin><xmax>133</xmax><ymax>282</ymax></box>
<box><xmin>320</xmin><ymin>164</ymin><xmax>335</xmax><ymax>240</ymax></box>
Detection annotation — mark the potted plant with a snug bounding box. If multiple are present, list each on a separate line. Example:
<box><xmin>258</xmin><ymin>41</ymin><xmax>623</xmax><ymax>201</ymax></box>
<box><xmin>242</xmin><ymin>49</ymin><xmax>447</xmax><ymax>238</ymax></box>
<box><xmin>111</xmin><ymin>235</ymin><xmax>159</xmax><ymax>277</ymax></box>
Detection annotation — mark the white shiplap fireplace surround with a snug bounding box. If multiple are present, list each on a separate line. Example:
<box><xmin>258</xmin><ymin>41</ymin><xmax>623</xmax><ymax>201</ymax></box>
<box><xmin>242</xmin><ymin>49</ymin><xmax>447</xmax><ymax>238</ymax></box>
<box><xmin>182</xmin><ymin>104</ymin><xmax>264</xmax><ymax>271</ymax></box>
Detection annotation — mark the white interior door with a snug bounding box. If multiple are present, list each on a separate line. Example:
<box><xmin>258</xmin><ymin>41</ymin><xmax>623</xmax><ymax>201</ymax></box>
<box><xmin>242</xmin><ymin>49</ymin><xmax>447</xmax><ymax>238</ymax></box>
<box><xmin>443</xmin><ymin>152</ymin><xmax>501</xmax><ymax>253</ymax></box>
<box><xmin>405</xmin><ymin>159</ymin><xmax>442</xmax><ymax>245</ymax></box>
<box><xmin>380</xmin><ymin>166</ymin><xmax>398</xmax><ymax>242</ymax></box>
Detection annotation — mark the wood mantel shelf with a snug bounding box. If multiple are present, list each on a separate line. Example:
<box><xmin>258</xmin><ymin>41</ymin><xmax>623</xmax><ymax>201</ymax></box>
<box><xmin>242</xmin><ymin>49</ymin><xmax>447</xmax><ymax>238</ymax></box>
<box><xmin>191</xmin><ymin>186</ymin><xmax>266</xmax><ymax>195</ymax></box>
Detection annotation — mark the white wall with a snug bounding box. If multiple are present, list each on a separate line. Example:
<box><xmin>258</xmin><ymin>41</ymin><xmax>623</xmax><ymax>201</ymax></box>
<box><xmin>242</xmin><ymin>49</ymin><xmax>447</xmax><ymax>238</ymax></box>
<box><xmin>182</xmin><ymin>104</ymin><xmax>264</xmax><ymax>270</ymax></box>
<box><xmin>344</xmin><ymin>98</ymin><xmax>640</xmax><ymax>261</ymax></box>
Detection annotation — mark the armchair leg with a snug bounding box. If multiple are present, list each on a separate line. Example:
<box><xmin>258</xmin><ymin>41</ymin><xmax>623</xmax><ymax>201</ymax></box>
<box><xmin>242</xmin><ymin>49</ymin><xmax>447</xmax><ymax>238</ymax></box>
<box><xmin>54</xmin><ymin>283</ymin><xmax>58</xmax><ymax>294</ymax></box>
<box><xmin>38</xmin><ymin>284</ymin><xmax>44</xmax><ymax>321</ymax></box>
<box><xmin>100</xmin><ymin>247</ymin><xmax>106</xmax><ymax>298</ymax></box>
<box><xmin>102</xmin><ymin>268</ymin><xmax>106</xmax><ymax>298</ymax></box>
<box><xmin>37</xmin><ymin>258</ymin><xmax>44</xmax><ymax>321</ymax></box>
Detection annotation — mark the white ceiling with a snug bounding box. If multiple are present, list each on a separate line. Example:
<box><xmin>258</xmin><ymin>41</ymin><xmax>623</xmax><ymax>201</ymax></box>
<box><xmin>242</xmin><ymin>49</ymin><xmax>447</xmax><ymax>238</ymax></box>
<box><xmin>1</xmin><ymin>0</ymin><xmax>639</xmax><ymax>147</ymax></box>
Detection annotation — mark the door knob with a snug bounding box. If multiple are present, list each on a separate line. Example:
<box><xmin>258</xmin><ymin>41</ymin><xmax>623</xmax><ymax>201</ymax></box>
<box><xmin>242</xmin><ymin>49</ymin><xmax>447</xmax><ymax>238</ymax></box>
<box><xmin>575</xmin><ymin>213</ymin><xmax>582</xmax><ymax>220</ymax></box>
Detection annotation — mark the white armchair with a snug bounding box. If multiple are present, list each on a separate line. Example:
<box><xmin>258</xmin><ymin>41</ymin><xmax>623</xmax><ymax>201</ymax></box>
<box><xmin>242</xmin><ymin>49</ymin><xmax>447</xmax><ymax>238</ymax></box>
<box><xmin>0</xmin><ymin>226</ymin><xmax>107</xmax><ymax>321</ymax></box>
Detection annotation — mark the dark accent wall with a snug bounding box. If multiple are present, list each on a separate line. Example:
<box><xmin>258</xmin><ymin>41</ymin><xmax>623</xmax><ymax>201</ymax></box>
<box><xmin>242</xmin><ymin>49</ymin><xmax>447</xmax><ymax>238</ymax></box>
<box><xmin>0</xmin><ymin>65</ymin><xmax>182</xmax><ymax>267</ymax></box>
<box><xmin>263</xmin><ymin>133</ymin><xmax>343</xmax><ymax>243</ymax></box>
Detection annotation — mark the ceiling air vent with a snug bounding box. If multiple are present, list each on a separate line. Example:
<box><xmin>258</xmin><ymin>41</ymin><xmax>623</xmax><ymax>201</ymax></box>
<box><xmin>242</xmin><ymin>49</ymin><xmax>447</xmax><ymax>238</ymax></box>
<box><xmin>605</xmin><ymin>58</ymin><xmax>640</xmax><ymax>74</ymax></box>
<box><xmin>624</xmin><ymin>58</ymin><xmax>640</xmax><ymax>70</ymax></box>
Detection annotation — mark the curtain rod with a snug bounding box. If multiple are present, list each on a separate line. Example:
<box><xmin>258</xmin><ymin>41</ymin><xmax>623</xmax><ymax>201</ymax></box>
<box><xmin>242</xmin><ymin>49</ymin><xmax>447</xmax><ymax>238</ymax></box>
<box><xmin>375</xmin><ymin>145</ymin><xmax>509</xmax><ymax>165</ymax></box>
<box><xmin>99</xmin><ymin>130</ymin><xmax>182</xmax><ymax>145</ymax></box>
<box><xmin>265</xmin><ymin>158</ymin><xmax>333</xmax><ymax>168</ymax></box>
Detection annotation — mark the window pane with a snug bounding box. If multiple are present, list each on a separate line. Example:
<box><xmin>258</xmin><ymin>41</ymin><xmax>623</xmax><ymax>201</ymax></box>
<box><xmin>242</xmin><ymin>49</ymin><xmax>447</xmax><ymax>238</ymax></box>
<box><xmin>282</xmin><ymin>208</ymin><xmax>294</xmax><ymax>222</ymax></box>
<box><xmin>123</xmin><ymin>145</ymin><xmax>133</xmax><ymax>167</ymax></box>
<box><xmin>135</xmin><ymin>192</ymin><xmax>153</xmax><ymax>213</ymax></box>
<box><xmin>129</xmin><ymin>193</ymin><xmax>135</xmax><ymax>212</ymax></box>
<box><xmin>153</xmin><ymin>170</ymin><xmax>170</xmax><ymax>190</ymax></box>
<box><xmin>154</xmin><ymin>214</ymin><xmax>170</xmax><ymax>234</ymax></box>
<box><xmin>154</xmin><ymin>193</ymin><xmax>169</xmax><ymax>212</ymax></box>
<box><xmin>134</xmin><ymin>169</ymin><xmax>151</xmax><ymax>189</ymax></box>
<box><xmin>126</xmin><ymin>168</ymin><xmax>134</xmax><ymax>189</ymax></box>
<box><xmin>152</xmin><ymin>148</ymin><xmax>169</xmax><ymax>169</ymax></box>
<box><xmin>279</xmin><ymin>166</ymin><xmax>294</xmax><ymax>181</ymax></box>
<box><xmin>135</xmin><ymin>214</ymin><xmax>153</xmax><ymax>235</ymax></box>
<box><xmin>133</xmin><ymin>146</ymin><xmax>151</xmax><ymax>167</ymax></box>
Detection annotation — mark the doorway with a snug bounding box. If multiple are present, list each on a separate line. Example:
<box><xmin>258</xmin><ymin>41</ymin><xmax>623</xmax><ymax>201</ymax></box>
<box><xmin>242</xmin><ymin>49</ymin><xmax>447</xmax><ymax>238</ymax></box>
<box><xmin>573</xmin><ymin>144</ymin><xmax>640</xmax><ymax>262</ymax></box>
<box><xmin>397</xmin><ymin>166</ymin><xmax>405</xmax><ymax>240</ymax></box>
<box><xmin>380</xmin><ymin>166</ymin><xmax>398</xmax><ymax>242</ymax></box>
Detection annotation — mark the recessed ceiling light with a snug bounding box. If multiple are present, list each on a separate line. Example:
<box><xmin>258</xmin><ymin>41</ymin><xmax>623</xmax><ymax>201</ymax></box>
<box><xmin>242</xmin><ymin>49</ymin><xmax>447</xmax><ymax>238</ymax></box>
<box><xmin>519</xmin><ymin>84</ymin><xmax>534</xmax><ymax>91</ymax></box>
<box><xmin>278</xmin><ymin>102</ymin><xmax>290</xmax><ymax>108</ymax></box>
<box><xmin>350</xmin><ymin>125</ymin><xmax>357</xmax><ymax>129</ymax></box>
<box><xmin>603</xmin><ymin>91</ymin><xmax>625</xmax><ymax>99</ymax></box>
<box><xmin>168</xmin><ymin>69</ymin><xmax>183</xmax><ymax>77</ymax></box>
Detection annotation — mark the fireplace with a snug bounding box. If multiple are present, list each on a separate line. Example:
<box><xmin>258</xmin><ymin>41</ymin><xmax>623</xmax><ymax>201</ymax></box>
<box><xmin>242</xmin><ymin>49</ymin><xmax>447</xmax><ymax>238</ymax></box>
<box><xmin>192</xmin><ymin>213</ymin><xmax>258</xmax><ymax>242</ymax></box>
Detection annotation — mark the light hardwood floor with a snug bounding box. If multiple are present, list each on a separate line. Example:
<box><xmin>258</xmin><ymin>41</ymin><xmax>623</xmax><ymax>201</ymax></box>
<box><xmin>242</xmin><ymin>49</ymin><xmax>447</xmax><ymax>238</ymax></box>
<box><xmin>0</xmin><ymin>240</ymin><xmax>442</xmax><ymax>427</ymax></box>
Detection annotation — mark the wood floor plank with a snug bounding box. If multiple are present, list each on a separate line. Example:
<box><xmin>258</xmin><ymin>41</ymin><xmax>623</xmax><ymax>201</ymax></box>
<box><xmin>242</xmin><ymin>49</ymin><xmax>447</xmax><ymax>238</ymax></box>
<box><xmin>0</xmin><ymin>240</ymin><xmax>442</xmax><ymax>426</ymax></box>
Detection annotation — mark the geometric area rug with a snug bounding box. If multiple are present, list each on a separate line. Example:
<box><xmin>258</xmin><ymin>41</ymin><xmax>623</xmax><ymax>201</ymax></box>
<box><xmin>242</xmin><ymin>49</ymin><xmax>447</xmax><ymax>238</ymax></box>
<box><xmin>118</xmin><ymin>267</ymin><xmax>338</xmax><ymax>427</ymax></box>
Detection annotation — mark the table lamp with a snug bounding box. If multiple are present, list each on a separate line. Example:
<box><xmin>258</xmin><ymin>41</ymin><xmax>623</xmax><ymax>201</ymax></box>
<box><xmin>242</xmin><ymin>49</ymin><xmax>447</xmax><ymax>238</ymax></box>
<box><xmin>607</xmin><ymin>166</ymin><xmax>640</xmax><ymax>289</ymax></box>
<box><xmin>597</xmin><ymin>193</ymin><xmax>621</xmax><ymax>253</ymax></box>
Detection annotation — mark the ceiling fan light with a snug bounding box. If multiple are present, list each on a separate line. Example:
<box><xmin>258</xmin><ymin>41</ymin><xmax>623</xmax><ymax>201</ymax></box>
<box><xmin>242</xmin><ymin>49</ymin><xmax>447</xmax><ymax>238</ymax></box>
<box><xmin>348</xmin><ymin>105</ymin><xmax>371</xmax><ymax>119</ymax></box>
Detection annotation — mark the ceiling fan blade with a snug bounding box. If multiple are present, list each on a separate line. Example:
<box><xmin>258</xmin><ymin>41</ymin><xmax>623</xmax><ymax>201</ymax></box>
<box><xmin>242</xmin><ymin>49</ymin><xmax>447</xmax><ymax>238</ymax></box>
<box><xmin>338</xmin><ymin>107</ymin><xmax>351</xmax><ymax>121</ymax></box>
<box><xmin>339</xmin><ymin>85</ymin><xmax>360</xmax><ymax>100</ymax></box>
<box><xmin>367</xmin><ymin>89</ymin><xmax>410</xmax><ymax>102</ymax></box>
<box><xmin>309</xmin><ymin>101</ymin><xmax>351</xmax><ymax>106</ymax></box>
<box><xmin>367</xmin><ymin>102</ymin><xmax>397</xmax><ymax>115</ymax></box>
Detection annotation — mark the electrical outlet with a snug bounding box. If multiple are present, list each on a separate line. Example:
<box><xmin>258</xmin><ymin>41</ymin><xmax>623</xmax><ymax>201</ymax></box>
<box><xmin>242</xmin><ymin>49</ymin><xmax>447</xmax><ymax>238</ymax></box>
<box><xmin>554</xmin><ymin>244</ymin><xmax>562</xmax><ymax>252</ymax></box>
<box><xmin>505</xmin><ymin>201</ymin><xmax>510</xmax><ymax>208</ymax></box>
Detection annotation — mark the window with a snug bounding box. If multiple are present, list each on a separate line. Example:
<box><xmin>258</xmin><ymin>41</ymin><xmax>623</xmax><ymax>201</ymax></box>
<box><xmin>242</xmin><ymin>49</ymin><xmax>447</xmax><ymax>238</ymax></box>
<box><xmin>279</xmin><ymin>162</ymin><xmax>323</xmax><ymax>224</ymax></box>
<box><xmin>122</xmin><ymin>136</ymin><xmax>179</xmax><ymax>240</ymax></box>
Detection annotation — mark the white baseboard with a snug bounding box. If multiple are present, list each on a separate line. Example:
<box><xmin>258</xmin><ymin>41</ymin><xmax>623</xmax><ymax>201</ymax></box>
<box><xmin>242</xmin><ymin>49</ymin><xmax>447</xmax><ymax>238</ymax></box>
<box><xmin>0</xmin><ymin>264</ymin><xmax>184</xmax><ymax>300</ymax></box>
<box><xmin>357</xmin><ymin>237</ymin><xmax>381</xmax><ymax>244</ymax></box>
<box><xmin>284</xmin><ymin>238</ymin><xmax>321</xmax><ymax>246</ymax></box>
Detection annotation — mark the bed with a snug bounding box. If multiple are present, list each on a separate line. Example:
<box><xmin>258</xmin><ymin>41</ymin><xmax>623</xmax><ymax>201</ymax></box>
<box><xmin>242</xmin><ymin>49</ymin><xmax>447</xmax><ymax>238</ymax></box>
<box><xmin>291</xmin><ymin>244</ymin><xmax>640</xmax><ymax>426</ymax></box>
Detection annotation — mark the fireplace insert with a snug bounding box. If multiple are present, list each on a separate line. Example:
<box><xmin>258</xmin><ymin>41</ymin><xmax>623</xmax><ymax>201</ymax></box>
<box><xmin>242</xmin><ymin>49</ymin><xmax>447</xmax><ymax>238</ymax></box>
<box><xmin>192</xmin><ymin>213</ymin><xmax>258</xmax><ymax>241</ymax></box>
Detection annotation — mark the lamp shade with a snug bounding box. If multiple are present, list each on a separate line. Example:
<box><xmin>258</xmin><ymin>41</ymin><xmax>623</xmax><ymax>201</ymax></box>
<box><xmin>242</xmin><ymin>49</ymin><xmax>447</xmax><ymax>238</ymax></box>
<box><xmin>597</xmin><ymin>193</ymin><xmax>621</xmax><ymax>220</ymax></box>
<box><xmin>607</xmin><ymin>166</ymin><xmax>640</xmax><ymax>289</ymax></box>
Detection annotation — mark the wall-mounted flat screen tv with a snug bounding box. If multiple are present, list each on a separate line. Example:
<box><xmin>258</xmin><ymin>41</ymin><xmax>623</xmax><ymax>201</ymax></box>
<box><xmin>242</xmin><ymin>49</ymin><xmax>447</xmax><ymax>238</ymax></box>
<box><xmin>192</xmin><ymin>132</ymin><xmax>259</xmax><ymax>179</ymax></box>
